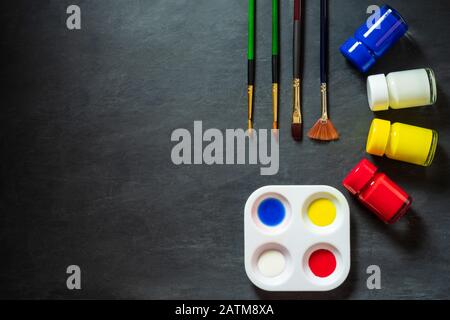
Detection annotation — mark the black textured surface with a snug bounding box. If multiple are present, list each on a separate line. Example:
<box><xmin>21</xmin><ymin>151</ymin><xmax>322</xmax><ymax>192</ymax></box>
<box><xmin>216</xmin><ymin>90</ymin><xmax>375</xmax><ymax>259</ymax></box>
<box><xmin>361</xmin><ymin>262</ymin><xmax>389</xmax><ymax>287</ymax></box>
<box><xmin>1</xmin><ymin>0</ymin><xmax>449</xmax><ymax>299</ymax></box>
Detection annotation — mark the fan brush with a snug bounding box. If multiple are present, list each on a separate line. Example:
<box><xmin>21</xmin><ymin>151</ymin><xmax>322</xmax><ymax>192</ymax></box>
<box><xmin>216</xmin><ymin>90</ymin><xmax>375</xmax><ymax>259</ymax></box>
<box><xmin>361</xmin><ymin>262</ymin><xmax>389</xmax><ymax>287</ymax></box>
<box><xmin>308</xmin><ymin>0</ymin><xmax>339</xmax><ymax>141</ymax></box>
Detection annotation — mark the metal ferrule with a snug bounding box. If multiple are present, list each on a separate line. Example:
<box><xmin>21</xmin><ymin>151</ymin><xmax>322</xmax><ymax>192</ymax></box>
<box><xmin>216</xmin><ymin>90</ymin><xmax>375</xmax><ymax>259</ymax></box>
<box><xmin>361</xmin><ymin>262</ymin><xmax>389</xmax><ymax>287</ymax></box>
<box><xmin>320</xmin><ymin>82</ymin><xmax>329</xmax><ymax>121</ymax></box>
<box><xmin>292</xmin><ymin>78</ymin><xmax>302</xmax><ymax>124</ymax></box>
<box><xmin>247</xmin><ymin>85</ymin><xmax>254</xmax><ymax>129</ymax></box>
<box><xmin>272</xmin><ymin>83</ymin><xmax>278</xmax><ymax>129</ymax></box>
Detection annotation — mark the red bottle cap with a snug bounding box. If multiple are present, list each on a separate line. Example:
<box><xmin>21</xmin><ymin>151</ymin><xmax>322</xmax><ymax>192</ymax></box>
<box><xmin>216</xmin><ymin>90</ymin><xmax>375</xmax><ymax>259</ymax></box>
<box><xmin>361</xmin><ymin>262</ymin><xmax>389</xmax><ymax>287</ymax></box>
<box><xmin>342</xmin><ymin>158</ymin><xmax>377</xmax><ymax>195</ymax></box>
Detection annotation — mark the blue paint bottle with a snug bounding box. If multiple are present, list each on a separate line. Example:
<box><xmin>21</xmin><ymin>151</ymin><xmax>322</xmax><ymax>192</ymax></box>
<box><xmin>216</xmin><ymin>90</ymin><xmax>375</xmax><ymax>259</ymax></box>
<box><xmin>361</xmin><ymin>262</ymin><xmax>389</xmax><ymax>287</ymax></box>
<box><xmin>340</xmin><ymin>5</ymin><xmax>408</xmax><ymax>73</ymax></box>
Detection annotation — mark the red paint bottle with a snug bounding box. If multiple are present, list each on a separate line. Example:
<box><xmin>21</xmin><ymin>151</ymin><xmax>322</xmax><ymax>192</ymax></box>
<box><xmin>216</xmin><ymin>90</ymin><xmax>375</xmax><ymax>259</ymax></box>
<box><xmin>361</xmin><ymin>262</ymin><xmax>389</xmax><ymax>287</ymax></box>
<box><xmin>342</xmin><ymin>158</ymin><xmax>412</xmax><ymax>224</ymax></box>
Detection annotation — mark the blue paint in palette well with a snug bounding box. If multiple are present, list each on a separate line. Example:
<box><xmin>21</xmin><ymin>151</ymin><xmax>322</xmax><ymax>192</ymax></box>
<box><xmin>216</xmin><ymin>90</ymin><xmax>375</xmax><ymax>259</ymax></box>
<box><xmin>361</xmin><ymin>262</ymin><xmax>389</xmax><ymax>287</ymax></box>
<box><xmin>257</xmin><ymin>198</ymin><xmax>285</xmax><ymax>227</ymax></box>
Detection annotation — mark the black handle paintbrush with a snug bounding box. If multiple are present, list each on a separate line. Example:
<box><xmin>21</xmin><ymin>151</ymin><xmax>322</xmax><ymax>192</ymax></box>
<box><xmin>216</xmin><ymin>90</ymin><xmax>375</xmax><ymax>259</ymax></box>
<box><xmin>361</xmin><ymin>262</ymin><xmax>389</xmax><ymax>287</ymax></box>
<box><xmin>308</xmin><ymin>0</ymin><xmax>339</xmax><ymax>141</ymax></box>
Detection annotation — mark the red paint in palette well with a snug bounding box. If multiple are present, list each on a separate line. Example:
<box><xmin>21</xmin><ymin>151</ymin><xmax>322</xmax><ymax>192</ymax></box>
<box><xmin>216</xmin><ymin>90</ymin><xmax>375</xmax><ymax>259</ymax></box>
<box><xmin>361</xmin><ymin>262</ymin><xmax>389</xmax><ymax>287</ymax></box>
<box><xmin>308</xmin><ymin>249</ymin><xmax>336</xmax><ymax>278</ymax></box>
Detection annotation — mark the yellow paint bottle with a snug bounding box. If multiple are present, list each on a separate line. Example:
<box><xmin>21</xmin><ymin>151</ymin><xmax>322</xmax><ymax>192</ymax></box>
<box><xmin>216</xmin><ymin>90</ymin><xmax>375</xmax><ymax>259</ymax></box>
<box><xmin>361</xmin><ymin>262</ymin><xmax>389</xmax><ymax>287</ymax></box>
<box><xmin>366</xmin><ymin>119</ymin><xmax>438</xmax><ymax>166</ymax></box>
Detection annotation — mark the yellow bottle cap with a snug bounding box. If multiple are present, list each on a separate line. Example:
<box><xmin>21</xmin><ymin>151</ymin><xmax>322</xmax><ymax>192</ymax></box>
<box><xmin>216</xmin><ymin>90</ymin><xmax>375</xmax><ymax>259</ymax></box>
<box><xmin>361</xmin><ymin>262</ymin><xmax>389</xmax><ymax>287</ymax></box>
<box><xmin>366</xmin><ymin>119</ymin><xmax>391</xmax><ymax>156</ymax></box>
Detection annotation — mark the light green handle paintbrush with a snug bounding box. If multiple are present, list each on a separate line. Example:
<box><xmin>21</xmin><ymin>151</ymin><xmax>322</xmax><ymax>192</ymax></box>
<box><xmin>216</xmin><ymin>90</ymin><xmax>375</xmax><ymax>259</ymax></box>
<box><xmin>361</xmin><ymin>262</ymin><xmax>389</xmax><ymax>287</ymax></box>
<box><xmin>272</xmin><ymin>0</ymin><xmax>279</xmax><ymax>130</ymax></box>
<box><xmin>248</xmin><ymin>0</ymin><xmax>255</xmax><ymax>130</ymax></box>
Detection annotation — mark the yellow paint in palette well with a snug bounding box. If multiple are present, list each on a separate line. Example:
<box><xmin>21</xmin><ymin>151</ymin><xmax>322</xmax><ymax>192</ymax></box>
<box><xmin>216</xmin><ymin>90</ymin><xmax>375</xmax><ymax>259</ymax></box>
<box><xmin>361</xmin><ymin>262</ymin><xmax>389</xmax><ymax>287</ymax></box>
<box><xmin>307</xmin><ymin>198</ymin><xmax>336</xmax><ymax>227</ymax></box>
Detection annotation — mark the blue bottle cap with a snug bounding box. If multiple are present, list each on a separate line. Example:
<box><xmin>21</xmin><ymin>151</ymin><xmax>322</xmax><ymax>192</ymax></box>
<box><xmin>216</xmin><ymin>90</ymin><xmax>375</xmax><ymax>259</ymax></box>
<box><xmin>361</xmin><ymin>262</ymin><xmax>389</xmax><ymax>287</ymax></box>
<box><xmin>340</xmin><ymin>37</ymin><xmax>376</xmax><ymax>73</ymax></box>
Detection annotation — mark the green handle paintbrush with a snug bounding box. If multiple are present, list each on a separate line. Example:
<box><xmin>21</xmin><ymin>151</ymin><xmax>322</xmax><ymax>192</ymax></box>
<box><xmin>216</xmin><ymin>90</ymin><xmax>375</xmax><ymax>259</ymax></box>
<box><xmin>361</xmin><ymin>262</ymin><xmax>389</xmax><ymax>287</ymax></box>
<box><xmin>248</xmin><ymin>0</ymin><xmax>255</xmax><ymax>131</ymax></box>
<box><xmin>272</xmin><ymin>0</ymin><xmax>279</xmax><ymax>130</ymax></box>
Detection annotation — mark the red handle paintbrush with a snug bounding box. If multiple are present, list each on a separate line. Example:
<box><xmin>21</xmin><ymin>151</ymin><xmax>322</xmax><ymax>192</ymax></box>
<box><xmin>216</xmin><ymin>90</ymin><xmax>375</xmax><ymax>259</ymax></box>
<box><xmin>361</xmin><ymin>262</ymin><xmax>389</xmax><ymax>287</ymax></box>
<box><xmin>291</xmin><ymin>0</ymin><xmax>303</xmax><ymax>141</ymax></box>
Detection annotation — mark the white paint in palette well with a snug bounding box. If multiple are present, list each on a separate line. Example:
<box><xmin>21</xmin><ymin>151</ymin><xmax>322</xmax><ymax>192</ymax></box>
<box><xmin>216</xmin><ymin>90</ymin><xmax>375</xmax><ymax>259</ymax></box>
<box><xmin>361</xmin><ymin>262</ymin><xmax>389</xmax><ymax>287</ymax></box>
<box><xmin>257</xmin><ymin>250</ymin><xmax>286</xmax><ymax>278</ymax></box>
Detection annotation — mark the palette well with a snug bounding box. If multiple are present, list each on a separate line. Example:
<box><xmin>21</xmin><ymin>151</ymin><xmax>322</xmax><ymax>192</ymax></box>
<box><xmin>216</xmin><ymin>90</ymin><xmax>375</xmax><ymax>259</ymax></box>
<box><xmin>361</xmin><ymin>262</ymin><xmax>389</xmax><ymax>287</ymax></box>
<box><xmin>244</xmin><ymin>185</ymin><xmax>350</xmax><ymax>291</ymax></box>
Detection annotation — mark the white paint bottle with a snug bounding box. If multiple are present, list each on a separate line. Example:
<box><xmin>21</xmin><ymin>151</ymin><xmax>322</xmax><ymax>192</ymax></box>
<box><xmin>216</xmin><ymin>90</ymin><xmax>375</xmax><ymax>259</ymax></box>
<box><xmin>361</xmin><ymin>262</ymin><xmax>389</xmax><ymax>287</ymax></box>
<box><xmin>367</xmin><ymin>68</ymin><xmax>437</xmax><ymax>111</ymax></box>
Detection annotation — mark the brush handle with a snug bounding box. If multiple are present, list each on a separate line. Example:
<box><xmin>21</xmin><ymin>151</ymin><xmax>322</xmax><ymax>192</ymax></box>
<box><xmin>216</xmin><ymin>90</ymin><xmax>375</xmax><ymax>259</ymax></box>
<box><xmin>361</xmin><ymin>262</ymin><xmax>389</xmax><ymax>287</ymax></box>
<box><xmin>248</xmin><ymin>0</ymin><xmax>255</xmax><ymax>86</ymax></box>
<box><xmin>320</xmin><ymin>0</ymin><xmax>328</xmax><ymax>84</ymax></box>
<box><xmin>293</xmin><ymin>0</ymin><xmax>302</xmax><ymax>79</ymax></box>
<box><xmin>272</xmin><ymin>0</ymin><xmax>279</xmax><ymax>84</ymax></box>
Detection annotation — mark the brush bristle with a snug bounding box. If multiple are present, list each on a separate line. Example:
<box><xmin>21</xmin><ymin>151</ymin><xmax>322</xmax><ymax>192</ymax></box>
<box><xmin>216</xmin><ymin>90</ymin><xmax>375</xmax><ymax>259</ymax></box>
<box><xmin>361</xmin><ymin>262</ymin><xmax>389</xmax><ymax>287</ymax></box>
<box><xmin>271</xmin><ymin>128</ymin><xmax>279</xmax><ymax>141</ymax></box>
<box><xmin>291</xmin><ymin>123</ymin><xmax>303</xmax><ymax>141</ymax></box>
<box><xmin>307</xmin><ymin>119</ymin><xmax>339</xmax><ymax>141</ymax></box>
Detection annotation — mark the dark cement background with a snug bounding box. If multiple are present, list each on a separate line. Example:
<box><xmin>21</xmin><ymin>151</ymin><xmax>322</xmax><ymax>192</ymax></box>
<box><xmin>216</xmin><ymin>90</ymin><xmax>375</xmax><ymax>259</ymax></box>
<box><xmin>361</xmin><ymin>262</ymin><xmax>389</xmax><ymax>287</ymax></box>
<box><xmin>0</xmin><ymin>0</ymin><xmax>449</xmax><ymax>299</ymax></box>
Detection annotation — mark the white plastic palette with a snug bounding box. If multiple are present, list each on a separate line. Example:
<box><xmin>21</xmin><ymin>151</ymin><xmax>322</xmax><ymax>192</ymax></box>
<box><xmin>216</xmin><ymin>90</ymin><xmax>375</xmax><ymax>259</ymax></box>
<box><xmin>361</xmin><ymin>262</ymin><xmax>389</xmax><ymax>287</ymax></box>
<box><xmin>244</xmin><ymin>185</ymin><xmax>350</xmax><ymax>292</ymax></box>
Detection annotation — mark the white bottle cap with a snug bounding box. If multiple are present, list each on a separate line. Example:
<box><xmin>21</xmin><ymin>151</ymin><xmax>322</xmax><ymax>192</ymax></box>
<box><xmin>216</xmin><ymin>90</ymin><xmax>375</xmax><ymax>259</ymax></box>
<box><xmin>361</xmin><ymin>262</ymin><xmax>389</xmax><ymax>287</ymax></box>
<box><xmin>367</xmin><ymin>74</ymin><xmax>390</xmax><ymax>111</ymax></box>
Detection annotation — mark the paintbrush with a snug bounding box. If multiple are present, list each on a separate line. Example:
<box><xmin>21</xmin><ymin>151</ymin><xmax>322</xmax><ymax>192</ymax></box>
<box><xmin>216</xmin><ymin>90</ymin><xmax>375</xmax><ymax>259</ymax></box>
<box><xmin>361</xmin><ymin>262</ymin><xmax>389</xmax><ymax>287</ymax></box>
<box><xmin>248</xmin><ymin>0</ymin><xmax>255</xmax><ymax>131</ymax></box>
<box><xmin>308</xmin><ymin>0</ymin><xmax>339</xmax><ymax>141</ymax></box>
<box><xmin>272</xmin><ymin>0</ymin><xmax>279</xmax><ymax>130</ymax></box>
<box><xmin>291</xmin><ymin>0</ymin><xmax>303</xmax><ymax>141</ymax></box>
